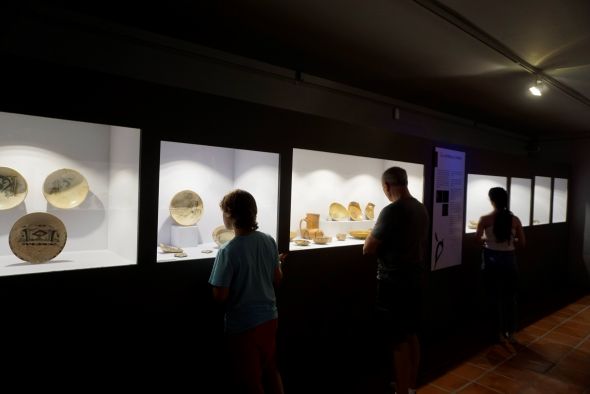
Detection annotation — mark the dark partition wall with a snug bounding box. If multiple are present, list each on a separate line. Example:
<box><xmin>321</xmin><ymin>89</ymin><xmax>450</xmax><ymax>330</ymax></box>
<box><xmin>0</xmin><ymin>56</ymin><xmax>576</xmax><ymax>392</ymax></box>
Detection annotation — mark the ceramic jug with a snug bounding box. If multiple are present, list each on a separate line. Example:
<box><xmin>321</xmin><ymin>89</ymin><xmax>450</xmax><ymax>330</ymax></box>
<box><xmin>299</xmin><ymin>213</ymin><xmax>320</xmax><ymax>239</ymax></box>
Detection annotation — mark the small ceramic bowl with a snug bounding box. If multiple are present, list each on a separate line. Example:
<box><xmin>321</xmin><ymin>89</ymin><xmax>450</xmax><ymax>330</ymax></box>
<box><xmin>336</xmin><ymin>233</ymin><xmax>347</xmax><ymax>241</ymax></box>
<box><xmin>314</xmin><ymin>236</ymin><xmax>332</xmax><ymax>245</ymax></box>
<box><xmin>293</xmin><ymin>239</ymin><xmax>310</xmax><ymax>246</ymax></box>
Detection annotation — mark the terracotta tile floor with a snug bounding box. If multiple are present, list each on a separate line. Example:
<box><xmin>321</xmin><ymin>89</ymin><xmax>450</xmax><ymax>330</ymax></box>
<box><xmin>418</xmin><ymin>294</ymin><xmax>590</xmax><ymax>393</ymax></box>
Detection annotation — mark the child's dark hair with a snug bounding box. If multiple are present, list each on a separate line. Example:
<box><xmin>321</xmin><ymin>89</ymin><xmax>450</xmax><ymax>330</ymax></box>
<box><xmin>220</xmin><ymin>189</ymin><xmax>259</xmax><ymax>230</ymax></box>
<box><xmin>489</xmin><ymin>187</ymin><xmax>513</xmax><ymax>243</ymax></box>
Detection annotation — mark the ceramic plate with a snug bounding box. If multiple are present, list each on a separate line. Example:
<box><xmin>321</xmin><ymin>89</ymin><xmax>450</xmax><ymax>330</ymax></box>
<box><xmin>349</xmin><ymin>230</ymin><xmax>370</xmax><ymax>240</ymax></box>
<box><xmin>212</xmin><ymin>225</ymin><xmax>235</xmax><ymax>246</ymax></box>
<box><xmin>348</xmin><ymin>202</ymin><xmax>363</xmax><ymax>221</ymax></box>
<box><xmin>328</xmin><ymin>202</ymin><xmax>349</xmax><ymax>220</ymax></box>
<box><xmin>365</xmin><ymin>202</ymin><xmax>375</xmax><ymax>220</ymax></box>
<box><xmin>0</xmin><ymin>167</ymin><xmax>28</xmax><ymax>210</ymax></box>
<box><xmin>43</xmin><ymin>168</ymin><xmax>89</xmax><ymax>209</ymax></box>
<box><xmin>9</xmin><ymin>212</ymin><xmax>67</xmax><ymax>263</ymax></box>
<box><xmin>169</xmin><ymin>190</ymin><xmax>204</xmax><ymax>226</ymax></box>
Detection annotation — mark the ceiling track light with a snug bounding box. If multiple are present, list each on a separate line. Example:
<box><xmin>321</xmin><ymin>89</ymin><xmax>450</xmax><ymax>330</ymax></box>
<box><xmin>529</xmin><ymin>78</ymin><xmax>544</xmax><ymax>97</ymax></box>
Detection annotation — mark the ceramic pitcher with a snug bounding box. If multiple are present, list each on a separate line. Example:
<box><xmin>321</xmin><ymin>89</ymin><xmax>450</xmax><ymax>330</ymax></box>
<box><xmin>299</xmin><ymin>213</ymin><xmax>320</xmax><ymax>239</ymax></box>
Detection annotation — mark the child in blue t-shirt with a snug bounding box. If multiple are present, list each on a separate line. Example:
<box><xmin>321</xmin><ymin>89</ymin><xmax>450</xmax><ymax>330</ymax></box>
<box><xmin>209</xmin><ymin>189</ymin><xmax>284</xmax><ymax>394</ymax></box>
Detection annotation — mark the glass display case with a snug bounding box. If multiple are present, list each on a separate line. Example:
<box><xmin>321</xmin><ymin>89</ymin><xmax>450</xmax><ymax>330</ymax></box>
<box><xmin>465</xmin><ymin>174</ymin><xmax>507</xmax><ymax>233</ymax></box>
<box><xmin>0</xmin><ymin>111</ymin><xmax>140</xmax><ymax>276</ymax></box>
<box><xmin>157</xmin><ymin>141</ymin><xmax>279</xmax><ymax>262</ymax></box>
<box><xmin>509</xmin><ymin>177</ymin><xmax>531</xmax><ymax>227</ymax></box>
<box><xmin>552</xmin><ymin>178</ymin><xmax>568</xmax><ymax>223</ymax></box>
<box><xmin>289</xmin><ymin>148</ymin><xmax>424</xmax><ymax>250</ymax></box>
<box><xmin>533</xmin><ymin>176</ymin><xmax>551</xmax><ymax>225</ymax></box>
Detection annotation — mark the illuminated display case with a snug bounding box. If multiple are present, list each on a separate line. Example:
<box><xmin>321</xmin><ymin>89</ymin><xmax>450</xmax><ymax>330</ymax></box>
<box><xmin>0</xmin><ymin>111</ymin><xmax>140</xmax><ymax>276</ymax></box>
<box><xmin>552</xmin><ymin>178</ymin><xmax>568</xmax><ymax>223</ymax></box>
<box><xmin>509</xmin><ymin>177</ymin><xmax>531</xmax><ymax>227</ymax></box>
<box><xmin>157</xmin><ymin>141</ymin><xmax>279</xmax><ymax>262</ymax></box>
<box><xmin>289</xmin><ymin>148</ymin><xmax>424</xmax><ymax>250</ymax></box>
<box><xmin>533</xmin><ymin>176</ymin><xmax>551</xmax><ymax>225</ymax></box>
<box><xmin>465</xmin><ymin>174</ymin><xmax>507</xmax><ymax>233</ymax></box>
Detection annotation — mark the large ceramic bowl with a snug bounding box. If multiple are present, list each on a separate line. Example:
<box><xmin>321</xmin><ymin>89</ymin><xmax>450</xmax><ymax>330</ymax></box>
<box><xmin>43</xmin><ymin>168</ymin><xmax>89</xmax><ymax>209</ymax></box>
<box><xmin>212</xmin><ymin>225</ymin><xmax>235</xmax><ymax>246</ymax></box>
<box><xmin>348</xmin><ymin>201</ymin><xmax>363</xmax><ymax>221</ymax></box>
<box><xmin>349</xmin><ymin>230</ymin><xmax>370</xmax><ymax>240</ymax></box>
<box><xmin>169</xmin><ymin>190</ymin><xmax>204</xmax><ymax>226</ymax></box>
<box><xmin>328</xmin><ymin>202</ymin><xmax>349</xmax><ymax>221</ymax></box>
<box><xmin>9</xmin><ymin>212</ymin><xmax>67</xmax><ymax>263</ymax></box>
<box><xmin>0</xmin><ymin>167</ymin><xmax>28</xmax><ymax>210</ymax></box>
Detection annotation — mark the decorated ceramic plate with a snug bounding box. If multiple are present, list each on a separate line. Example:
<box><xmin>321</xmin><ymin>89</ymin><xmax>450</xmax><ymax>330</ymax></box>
<box><xmin>349</xmin><ymin>230</ymin><xmax>370</xmax><ymax>240</ymax></box>
<box><xmin>212</xmin><ymin>225</ymin><xmax>235</xmax><ymax>246</ymax></box>
<box><xmin>0</xmin><ymin>167</ymin><xmax>28</xmax><ymax>210</ymax></box>
<box><xmin>169</xmin><ymin>190</ymin><xmax>204</xmax><ymax>226</ymax></box>
<box><xmin>9</xmin><ymin>212</ymin><xmax>67</xmax><ymax>263</ymax></box>
<box><xmin>328</xmin><ymin>202</ymin><xmax>349</xmax><ymax>221</ymax></box>
<box><xmin>348</xmin><ymin>201</ymin><xmax>363</xmax><ymax>221</ymax></box>
<box><xmin>43</xmin><ymin>168</ymin><xmax>89</xmax><ymax>209</ymax></box>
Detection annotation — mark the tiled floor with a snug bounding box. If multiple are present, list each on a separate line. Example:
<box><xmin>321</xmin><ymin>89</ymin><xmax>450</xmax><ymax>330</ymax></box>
<box><xmin>418</xmin><ymin>294</ymin><xmax>590</xmax><ymax>393</ymax></box>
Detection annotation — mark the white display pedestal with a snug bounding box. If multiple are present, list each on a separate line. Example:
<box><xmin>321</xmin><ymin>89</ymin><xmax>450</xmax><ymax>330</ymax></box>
<box><xmin>319</xmin><ymin>219</ymin><xmax>375</xmax><ymax>236</ymax></box>
<box><xmin>171</xmin><ymin>224</ymin><xmax>201</xmax><ymax>247</ymax></box>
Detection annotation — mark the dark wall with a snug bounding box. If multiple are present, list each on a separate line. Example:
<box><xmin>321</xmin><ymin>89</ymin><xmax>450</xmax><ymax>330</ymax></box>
<box><xmin>0</xmin><ymin>56</ymin><xmax>577</xmax><ymax>392</ymax></box>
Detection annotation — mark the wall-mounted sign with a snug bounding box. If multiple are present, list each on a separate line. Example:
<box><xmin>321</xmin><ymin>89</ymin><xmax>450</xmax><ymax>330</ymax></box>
<box><xmin>431</xmin><ymin>147</ymin><xmax>465</xmax><ymax>271</ymax></box>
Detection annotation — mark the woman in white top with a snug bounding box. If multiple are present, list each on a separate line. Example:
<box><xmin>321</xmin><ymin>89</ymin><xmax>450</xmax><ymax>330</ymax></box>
<box><xmin>476</xmin><ymin>187</ymin><xmax>526</xmax><ymax>342</ymax></box>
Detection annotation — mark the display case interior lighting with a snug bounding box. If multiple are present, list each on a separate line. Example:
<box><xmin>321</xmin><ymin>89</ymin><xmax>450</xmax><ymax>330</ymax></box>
<box><xmin>533</xmin><ymin>176</ymin><xmax>551</xmax><ymax>225</ymax></box>
<box><xmin>509</xmin><ymin>177</ymin><xmax>531</xmax><ymax>227</ymax></box>
<box><xmin>465</xmin><ymin>174</ymin><xmax>507</xmax><ymax>233</ymax></box>
<box><xmin>290</xmin><ymin>148</ymin><xmax>424</xmax><ymax>251</ymax></box>
<box><xmin>0</xmin><ymin>111</ymin><xmax>140</xmax><ymax>276</ymax></box>
<box><xmin>157</xmin><ymin>141</ymin><xmax>279</xmax><ymax>262</ymax></box>
<box><xmin>552</xmin><ymin>178</ymin><xmax>568</xmax><ymax>223</ymax></box>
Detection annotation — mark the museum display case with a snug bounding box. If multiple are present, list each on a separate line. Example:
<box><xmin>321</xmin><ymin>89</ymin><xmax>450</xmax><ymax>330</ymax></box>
<box><xmin>289</xmin><ymin>148</ymin><xmax>424</xmax><ymax>250</ymax></box>
<box><xmin>552</xmin><ymin>178</ymin><xmax>568</xmax><ymax>223</ymax></box>
<box><xmin>157</xmin><ymin>141</ymin><xmax>279</xmax><ymax>262</ymax></box>
<box><xmin>509</xmin><ymin>177</ymin><xmax>531</xmax><ymax>227</ymax></box>
<box><xmin>465</xmin><ymin>174</ymin><xmax>507</xmax><ymax>233</ymax></box>
<box><xmin>0</xmin><ymin>111</ymin><xmax>140</xmax><ymax>276</ymax></box>
<box><xmin>533</xmin><ymin>176</ymin><xmax>551</xmax><ymax>225</ymax></box>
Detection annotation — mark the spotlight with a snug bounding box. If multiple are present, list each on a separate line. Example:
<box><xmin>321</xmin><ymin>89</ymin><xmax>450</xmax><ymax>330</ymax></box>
<box><xmin>529</xmin><ymin>79</ymin><xmax>544</xmax><ymax>96</ymax></box>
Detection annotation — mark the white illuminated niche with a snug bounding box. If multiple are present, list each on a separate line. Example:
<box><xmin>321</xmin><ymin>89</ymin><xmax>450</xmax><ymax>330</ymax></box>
<box><xmin>465</xmin><ymin>174</ymin><xmax>507</xmax><ymax>233</ymax></box>
<box><xmin>533</xmin><ymin>176</ymin><xmax>551</xmax><ymax>225</ymax></box>
<box><xmin>157</xmin><ymin>141</ymin><xmax>279</xmax><ymax>262</ymax></box>
<box><xmin>0</xmin><ymin>111</ymin><xmax>140</xmax><ymax>276</ymax></box>
<box><xmin>290</xmin><ymin>148</ymin><xmax>424</xmax><ymax>251</ymax></box>
<box><xmin>552</xmin><ymin>178</ymin><xmax>568</xmax><ymax>223</ymax></box>
<box><xmin>509</xmin><ymin>178</ymin><xmax>531</xmax><ymax>227</ymax></box>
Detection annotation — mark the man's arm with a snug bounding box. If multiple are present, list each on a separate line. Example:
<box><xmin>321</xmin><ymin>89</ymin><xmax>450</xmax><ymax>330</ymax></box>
<box><xmin>363</xmin><ymin>234</ymin><xmax>382</xmax><ymax>255</ymax></box>
<box><xmin>274</xmin><ymin>265</ymin><xmax>283</xmax><ymax>288</ymax></box>
<box><xmin>212</xmin><ymin>286</ymin><xmax>229</xmax><ymax>303</ymax></box>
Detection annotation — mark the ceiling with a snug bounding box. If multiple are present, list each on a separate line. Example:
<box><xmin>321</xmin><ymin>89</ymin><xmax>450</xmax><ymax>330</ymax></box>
<box><xmin>49</xmin><ymin>0</ymin><xmax>590</xmax><ymax>140</ymax></box>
